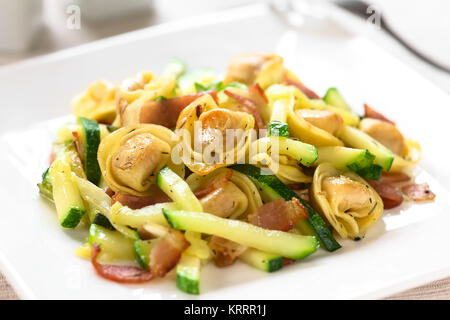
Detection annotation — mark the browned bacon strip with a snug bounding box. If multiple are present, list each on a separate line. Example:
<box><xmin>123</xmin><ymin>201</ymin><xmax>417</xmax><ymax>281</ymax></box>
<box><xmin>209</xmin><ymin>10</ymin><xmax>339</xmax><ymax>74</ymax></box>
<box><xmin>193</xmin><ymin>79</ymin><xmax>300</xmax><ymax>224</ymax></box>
<box><xmin>283</xmin><ymin>258</ymin><xmax>296</xmax><ymax>267</ymax></box>
<box><xmin>194</xmin><ymin>170</ymin><xmax>233</xmax><ymax>199</ymax></box>
<box><xmin>224</xmin><ymin>87</ymin><xmax>266</xmax><ymax>130</ymax></box>
<box><xmin>138</xmin><ymin>91</ymin><xmax>218</xmax><ymax>128</ymax></box>
<box><xmin>208</xmin><ymin>236</ymin><xmax>247</xmax><ymax>268</ymax></box>
<box><xmin>379</xmin><ymin>172</ymin><xmax>411</xmax><ymax>184</ymax></box>
<box><xmin>104</xmin><ymin>187</ymin><xmax>115</xmax><ymax>198</ymax></box>
<box><xmin>91</xmin><ymin>243</ymin><xmax>153</xmax><ymax>283</ymax></box>
<box><xmin>150</xmin><ymin>229</ymin><xmax>189</xmax><ymax>278</ymax></box>
<box><xmin>364</xmin><ymin>103</ymin><xmax>395</xmax><ymax>124</ymax></box>
<box><xmin>248</xmin><ymin>198</ymin><xmax>308</xmax><ymax>231</ymax></box>
<box><xmin>367</xmin><ymin>180</ymin><xmax>403</xmax><ymax>209</ymax></box>
<box><xmin>402</xmin><ymin>183</ymin><xmax>436</xmax><ymax>202</ymax></box>
<box><xmin>284</xmin><ymin>77</ymin><xmax>320</xmax><ymax>99</ymax></box>
<box><xmin>249</xmin><ymin>83</ymin><xmax>269</xmax><ymax>104</ymax></box>
<box><xmin>112</xmin><ymin>191</ymin><xmax>171</xmax><ymax>210</ymax></box>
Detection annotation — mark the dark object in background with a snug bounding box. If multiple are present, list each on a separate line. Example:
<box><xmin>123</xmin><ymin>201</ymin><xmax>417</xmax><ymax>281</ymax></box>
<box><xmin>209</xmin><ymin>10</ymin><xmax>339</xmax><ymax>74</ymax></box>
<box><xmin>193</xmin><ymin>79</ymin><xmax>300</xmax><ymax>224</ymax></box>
<box><xmin>335</xmin><ymin>0</ymin><xmax>450</xmax><ymax>73</ymax></box>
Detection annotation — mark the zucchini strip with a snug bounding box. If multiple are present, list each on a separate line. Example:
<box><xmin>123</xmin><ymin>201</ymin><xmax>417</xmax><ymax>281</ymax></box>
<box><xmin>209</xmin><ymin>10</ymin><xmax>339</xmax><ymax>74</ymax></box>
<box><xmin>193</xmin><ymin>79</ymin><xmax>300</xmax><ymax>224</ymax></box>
<box><xmin>38</xmin><ymin>167</ymin><xmax>53</xmax><ymax>201</ymax></box>
<box><xmin>79</xmin><ymin>117</ymin><xmax>102</xmax><ymax>185</ymax></box>
<box><xmin>157</xmin><ymin>166</ymin><xmax>206</xmax><ymax>293</ymax></box>
<box><xmin>157</xmin><ymin>166</ymin><xmax>203</xmax><ymax>212</ymax></box>
<box><xmin>230</xmin><ymin>164</ymin><xmax>341</xmax><ymax>252</ymax></box>
<box><xmin>269</xmin><ymin>98</ymin><xmax>289</xmax><ymax>137</ymax></box>
<box><xmin>73</xmin><ymin>175</ymin><xmax>139</xmax><ymax>240</ymax></box>
<box><xmin>315</xmin><ymin>146</ymin><xmax>375</xmax><ymax>172</ymax></box>
<box><xmin>323</xmin><ymin>87</ymin><xmax>352</xmax><ymax>112</ymax></box>
<box><xmin>110</xmin><ymin>202</ymin><xmax>175</xmax><ymax>228</ymax></box>
<box><xmin>239</xmin><ymin>248</ymin><xmax>283</xmax><ymax>273</ymax></box>
<box><xmin>49</xmin><ymin>156</ymin><xmax>86</xmax><ymax>228</ymax></box>
<box><xmin>252</xmin><ymin>137</ymin><xmax>318</xmax><ymax>166</ymax></box>
<box><xmin>163</xmin><ymin>209</ymin><xmax>319</xmax><ymax>260</ymax></box>
<box><xmin>134</xmin><ymin>239</ymin><xmax>158</xmax><ymax>270</ymax></box>
<box><xmin>88</xmin><ymin>224</ymin><xmax>135</xmax><ymax>262</ymax></box>
<box><xmin>338</xmin><ymin>124</ymin><xmax>394</xmax><ymax>171</ymax></box>
<box><xmin>176</xmin><ymin>253</ymin><xmax>201</xmax><ymax>295</ymax></box>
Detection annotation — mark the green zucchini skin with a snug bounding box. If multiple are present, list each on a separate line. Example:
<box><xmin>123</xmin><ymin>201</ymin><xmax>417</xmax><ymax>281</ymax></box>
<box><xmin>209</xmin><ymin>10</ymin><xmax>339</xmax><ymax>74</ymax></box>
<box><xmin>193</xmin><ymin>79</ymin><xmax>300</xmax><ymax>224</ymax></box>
<box><xmin>195</xmin><ymin>80</ymin><xmax>246</xmax><ymax>93</ymax></box>
<box><xmin>230</xmin><ymin>164</ymin><xmax>341</xmax><ymax>252</ymax></box>
<box><xmin>37</xmin><ymin>167</ymin><xmax>53</xmax><ymax>201</ymax></box>
<box><xmin>163</xmin><ymin>209</ymin><xmax>318</xmax><ymax>260</ymax></box>
<box><xmin>134</xmin><ymin>240</ymin><xmax>155</xmax><ymax>271</ymax></box>
<box><xmin>88</xmin><ymin>224</ymin><xmax>136</xmax><ymax>262</ymax></box>
<box><xmin>79</xmin><ymin>117</ymin><xmax>101</xmax><ymax>185</ymax></box>
<box><xmin>60</xmin><ymin>207</ymin><xmax>85</xmax><ymax>229</ymax></box>
<box><xmin>92</xmin><ymin>212</ymin><xmax>116</xmax><ymax>231</ymax></box>
<box><xmin>316</xmin><ymin>146</ymin><xmax>375</xmax><ymax>172</ymax></box>
<box><xmin>177</xmin><ymin>276</ymin><xmax>199</xmax><ymax>295</ymax></box>
<box><xmin>346</xmin><ymin>150</ymin><xmax>375</xmax><ymax>172</ymax></box>
<box><xmin>50</xmin><ymin>157</ymin><xmax>86</xmax><ymax>229</ymax></box>
<box><xmin>106</xmin><ymin>125</ymin><xmax>118</xmax><ymax>133</ymax></box>
<box><xmin>156</xmin><ymin>166</ymin><xmax>203</xmax><ymax>212</ymax></box>
<box><xmin>260</xmin><ymin>137</ymin><xmax>317</xmax><ymax>166</ymax></box>
<box><xmin>269</xmin><ymin>121</ymin><xmax>289</xmax><ymax>137</ymax></box>
<box><xmin>176</xmin><ymin>254</ymin><xmax>201</xmax><ymax>295</ymax></box>
<box><xmin>356</xmin><ymin>164</ymin><xmax>383</xmax><ymax>180</ymax></box>
<box><xmin>323</xmin><ymin>87</ymin><xmax>352</xmax><ymax>111</ymax></box>
<box><xmin>240</xmin><ymin>248</ymin><xmax>283</xmax><ymax>273</ymax></box>
<box><xmin>338</xmin><ymin>124</ymin><xmax>394</xmax><ymax>171</ymax></box>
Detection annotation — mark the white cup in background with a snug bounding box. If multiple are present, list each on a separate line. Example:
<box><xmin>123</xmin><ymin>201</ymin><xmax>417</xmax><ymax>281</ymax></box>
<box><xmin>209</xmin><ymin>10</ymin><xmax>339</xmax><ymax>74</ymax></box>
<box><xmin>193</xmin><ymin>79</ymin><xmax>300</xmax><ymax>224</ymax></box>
<box><xmin>74</xmin><ymin>0</ymin><xmax>154</xmax><ymax>22</ymax></box>
<box><xmin>0</xmin><ymin>0</ymin><xmax>43</xmax><ymax>52</ymax></box>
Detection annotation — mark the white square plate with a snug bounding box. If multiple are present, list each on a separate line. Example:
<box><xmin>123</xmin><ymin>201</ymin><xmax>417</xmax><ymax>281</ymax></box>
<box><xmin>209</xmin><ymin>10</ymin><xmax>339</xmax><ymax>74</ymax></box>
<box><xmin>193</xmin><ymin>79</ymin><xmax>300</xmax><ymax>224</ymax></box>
<box><xmin>1</xmin><ymin>4</ymin><xmax>450</xmax><ymax>299</ymax></box>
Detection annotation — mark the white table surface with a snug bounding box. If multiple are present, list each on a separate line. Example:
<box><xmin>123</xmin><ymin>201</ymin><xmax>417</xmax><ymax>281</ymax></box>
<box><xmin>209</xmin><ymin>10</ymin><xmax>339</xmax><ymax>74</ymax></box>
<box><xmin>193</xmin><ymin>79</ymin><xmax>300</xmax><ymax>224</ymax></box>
<box><xmin>0</xmin><ymin>0</ymin><xmax>449</xmax><ymax>300</ymax></box>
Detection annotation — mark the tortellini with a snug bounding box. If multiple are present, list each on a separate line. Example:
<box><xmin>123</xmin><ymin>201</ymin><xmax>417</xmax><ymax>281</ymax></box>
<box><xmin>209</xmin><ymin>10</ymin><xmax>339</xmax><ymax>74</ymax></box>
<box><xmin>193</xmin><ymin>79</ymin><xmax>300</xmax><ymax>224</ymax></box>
<box><xmin>265</xmin><ymin>84</ymin><xmax>344</xmax><ymax>146</ymax></box>
<box><xmin>390</xmin><ymin>138</ymin><xmax>421</xmax><ymax>172</ymax></box>
<box><xmin>116</xmin><ymin>71</ymin><xmax>155</xmax><ymax>104</ymax></box>
<box><xmin>175</xmin><ymin>94</ymin><xmax>255</xmax><ymax>175</ymax></box>
<box><xmin>311</xmin><ymin>163</ymin><xmax>383</xmax><ymax>239</ymax></box>
<box><xmin>295</xmin><ymin>109</ymin><xmax>343</xmax><ymax>136</ymax></box>
<box><xmin>249</xmin><ymin>138</ymin><xmax>313</xmax><ymax>184</ymax></box>
<box><xmin>224</xmin><ymin>53</ymin><xmax>285</xmax><ymax>89</ymax></box>
<box><xmin>72</xmin><ymin>79</ymin><xmax>118</xmax><ymax>124</ymax></box>
<box><xmin>98</xmin><ymin>124</ymin><xmax>183</xmax><ymax>196</ymax></box>
<box><xmin>359</xmin><ymin>118</ymin><xmax>404</xmax><ymax>155</ymax></box>
<box><xmin>186</xmin><ymin>168</ymin><xmax>263</xmax><ymax>219</ymax></box>
<box><xmin>359</xmin><ymin>118</ymin><xmax>421</xmax><ymax>172</ymax></box>
<box><xmin>117</xmin><ymin>74</ymin><xmax>176</xmax><ymax>127</ymax></box>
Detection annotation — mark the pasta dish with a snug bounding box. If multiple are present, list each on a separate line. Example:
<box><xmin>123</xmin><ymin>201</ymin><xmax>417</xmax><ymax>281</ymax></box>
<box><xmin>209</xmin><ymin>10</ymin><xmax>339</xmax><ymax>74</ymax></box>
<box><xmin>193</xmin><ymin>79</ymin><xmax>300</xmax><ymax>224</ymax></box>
<box><xmin>37</xmin><ymin>53</ymin><xmax>435</xmax><ymax>294</ymax></box>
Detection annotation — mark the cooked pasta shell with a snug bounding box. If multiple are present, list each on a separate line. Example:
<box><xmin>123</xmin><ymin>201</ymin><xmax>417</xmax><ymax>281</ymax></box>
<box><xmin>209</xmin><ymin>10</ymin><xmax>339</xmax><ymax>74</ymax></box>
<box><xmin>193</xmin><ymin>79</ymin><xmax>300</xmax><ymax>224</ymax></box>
<box><xmin>311</xmin><ymin>163</ymin><xmax>383</xmax><ymax>239</ymax></box>
<box><xmin>117</xmin><ymin>71</ymin><xmax>155</xmax><ymax>104</ymax></box>
<box><xmin>224</xmin><ymin>53</ymin><xmax>285</xmax><ymax>89</ymax></box>
<box><xmin>357</xmin><ymin>117</ymin><xmax>421</xmax><ymax>172</ymax></box>
<box><xmin>118</xmin><ymin>76</ymin><xmax>176</xmax><ymax>127</ymax></box>
<box><xmin>98</xmin><ymin>124</ymin><xmax>184</xmax><ymax>196</ymax></box>
<box><xmin>72</xmin><ymin>79</ymin><xmax>117</xmax><ymax>124</ymax></box>
<box><xmin>265</xmin><ymin>84</ymin><xmax>344</xmax><ymax>146</ymax></box>
<box><xmin>186</xmin><ymin>168</ymin><xmax>263</xmax><ymax>219</ymax></box>
<box><xmin>175</xmin><ymin>94</ymin><xmax>255</xmax><ymax>175</ymax></box>
<box><xmin>390</xmin><ymin>139</ymin><xmax>421</xmax><ymax>172</ymax></box>
<box><xmin>249</xmin><ymin>153</ymin><xmax>312</xmax><ymax>184</ymax></box>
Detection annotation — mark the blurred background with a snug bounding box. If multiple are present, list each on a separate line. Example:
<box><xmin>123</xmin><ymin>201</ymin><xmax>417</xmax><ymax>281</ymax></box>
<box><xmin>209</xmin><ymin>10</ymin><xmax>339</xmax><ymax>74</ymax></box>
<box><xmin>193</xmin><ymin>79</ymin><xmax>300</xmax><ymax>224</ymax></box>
<box><xmin>0</xmin><ymin>0</ymin><xmax>449</xmax><ymax>93</ymax></box>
